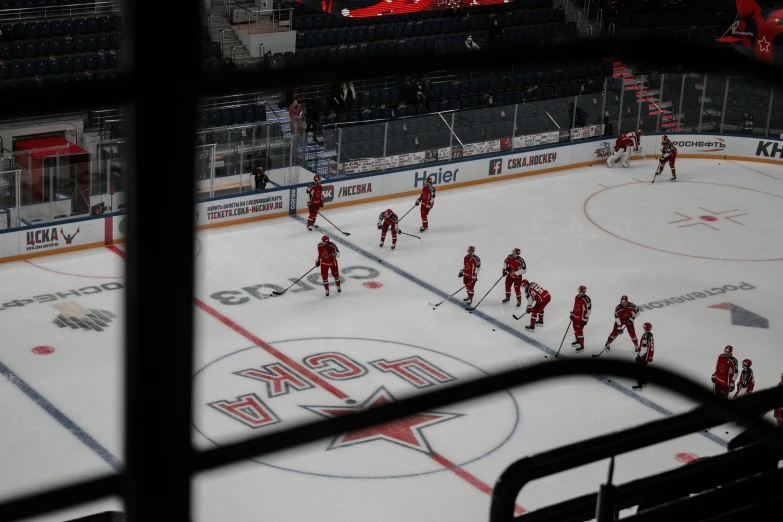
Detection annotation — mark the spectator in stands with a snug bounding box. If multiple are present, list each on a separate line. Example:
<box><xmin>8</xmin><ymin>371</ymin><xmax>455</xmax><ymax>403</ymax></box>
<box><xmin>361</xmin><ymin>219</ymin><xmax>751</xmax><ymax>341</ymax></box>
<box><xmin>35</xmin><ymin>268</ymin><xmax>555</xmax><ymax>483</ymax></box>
<box><xmin>224</xmin><ymin>56</ymin><xmax>238</xmax><ymax>72</ymax></box>
<box><xmin>289</xmin><ymin>99</ymin><xmax>304</xmax><ymax>135</ymax></box>
<box><xmin>254</xmin><ymin>165</ymin><xmax>269</xmax><ymax>191</ymax></box>
<box><xmin>465</xmin><ymin>35</ymin><xmax>480</xmax><ymax>51</ymax></box>
<box><xmin>333</xmin><ymin>81</ymin><xmax>356</xmax><ymax>113</ymax></box>
<box><xmin>603</xmin><ymin>116</ymin><xmax>613</xmax><ymax>136</ymax></box>
<box><xmin>489</xmin><ymin>17</ymin><xmax>503</xmax><ymax>47</ymax></box>
<box><xmin>740</xmin><ymin>111</ymin><xmax>754</xmax><ymax>134</ymax></box>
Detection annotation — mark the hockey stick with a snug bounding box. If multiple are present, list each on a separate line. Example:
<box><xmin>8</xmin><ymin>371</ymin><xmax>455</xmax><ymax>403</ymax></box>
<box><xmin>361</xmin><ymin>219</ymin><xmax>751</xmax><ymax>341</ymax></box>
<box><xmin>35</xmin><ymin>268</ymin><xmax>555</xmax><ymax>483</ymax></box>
<box><xmin>512</xmin><ymin>311</ymin><xmax>529</xmax><ymax>321</ymax></box>
<box><xmin>317</xmin><ymin>212</ymin><xmax>351</xmax><ymax>236</ymax></box>
<box><xmin>428</xmin><ymin>285</ymin><xmax>466</xmax><ymax>307</ymax></box>
<box><xmin>593</xmin><ymin>327</ymin><xmax>624</xmax><ymax>357</ymax></box>
<box><xmin>555</xmin><ymin>321</ymin><xmax>572</xmax><ymax>358</ymax></box>
<box><xmin>397</xmin><ymin>204</ymin><xmax>417</xmax><ymax>224</ymax></box>
<box><xmin>466</xmin><ymin>275</ymin><xmax>503</xmax><ymax>311</ymax></box>
<box><xmin>399</xmin><ymin>231</ymin><xmax>421</xmax><ymax>240</ymax></box>
<box><xmin>272</xmin><ymin>266</ymin><xmax>318</xmax><ymax>295</ymax></box>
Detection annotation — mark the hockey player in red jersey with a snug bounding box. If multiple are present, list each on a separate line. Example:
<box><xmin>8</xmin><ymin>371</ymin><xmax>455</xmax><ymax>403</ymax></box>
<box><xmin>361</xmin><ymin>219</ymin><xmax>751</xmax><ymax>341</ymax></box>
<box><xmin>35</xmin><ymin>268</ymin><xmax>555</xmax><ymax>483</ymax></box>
<box><xmin>501</xmin><ymin>248</ymin><xmax>527</xmax><ymax>307</ymax></box>
<box><xmin>522</xmin><ymin>280</ymin><xmax>551</xmax><ymax>332</ymax></box>
<box><xmin>306</xmin><ymin>175</ymin><xmax>324</xmax><ymax>231</ymax></box>
<box><xmin>734</xmin><ymin>359</ymin><xmax>755</xmax><ymax>397</ymax></box>
<box><xmin>571</xmin><ymin>285</ymin><xmax>592</xmax><ymax>352</ymax></box>
<box><xmin>315</xmin><ymin>235</ymin><xmax>341</xmax><ymax>296</ymax></box>
<box><xmin>712</xmin><ymin>345</ymin><xmax>737</xmax><ymax>399</ymax></box>
<box><xmin>459</xmin><ymin>246</ymin><xmax>481</xmax><ymax>305</ymax></box>
<box><xmin>415</xmin><ymin>176</ymin><xmax>435</xmax><ymax>232</ymax></box>
<box><xmin>377</xmin><ymin>209</ymin><xmax>401</xmax><ymax>250</ymax></box>
<box><xmin>774</xmin><ymin>374</ymin><xmax>783</xmax><ymax>427</ymax></box>
<box><xmin>632</xmin><ymin>322</ymin><xmax>655</xmax><ymax>390</ymax></box>
<box><xmin>655</xmin><ymin>135</ymin><xmax>678</xmax><ymax>181</ymax></box>
<box><xmin>607</xmin><ymin>129</ymin><xmax>643</xmax><ymax>168</ymax></box>
<box><xmin>604</xmin><ymin>295</ymin><xmax>639</xmax><ymax>351</ymax></box>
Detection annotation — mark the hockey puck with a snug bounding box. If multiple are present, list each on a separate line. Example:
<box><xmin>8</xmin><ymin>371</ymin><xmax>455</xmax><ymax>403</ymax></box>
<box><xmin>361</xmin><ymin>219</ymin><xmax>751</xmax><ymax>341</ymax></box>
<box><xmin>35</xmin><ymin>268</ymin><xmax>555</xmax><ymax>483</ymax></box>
<box><xmin>432</xmin><ymin>307</ymin><xmax>436</xmax><ymax>310</ymax></box>
<box><xmin>346</xmin><ymin>399</ymin><xmax>357</xmax><ymax>405</ymax></box>
<box><xmin>492</xmin><ymin>329</ymin><xmax>495</xmax><ymax>331</ymax></box>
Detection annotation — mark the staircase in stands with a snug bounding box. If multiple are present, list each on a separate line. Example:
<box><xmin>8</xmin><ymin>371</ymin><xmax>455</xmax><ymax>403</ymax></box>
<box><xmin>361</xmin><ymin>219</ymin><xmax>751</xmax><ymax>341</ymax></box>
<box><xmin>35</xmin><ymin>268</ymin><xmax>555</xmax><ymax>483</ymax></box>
<box><xmin>613</xmin><ymin>61</ymin><xmax>685</xmax><ymax>133</ymax></box>
<box><xmin>208</xmin><ymin>0</ymin><xmax>255</xmax><ymax>66</ymax></box>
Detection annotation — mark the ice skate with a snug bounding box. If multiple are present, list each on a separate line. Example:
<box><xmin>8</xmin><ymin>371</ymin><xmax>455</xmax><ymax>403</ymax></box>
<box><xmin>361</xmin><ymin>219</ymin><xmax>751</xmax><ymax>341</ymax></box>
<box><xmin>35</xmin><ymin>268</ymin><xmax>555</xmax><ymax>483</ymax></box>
<box><xmin>325</xmin><ymin>289</ymin><xmax>330</xmax><ymax>297</ymax></box>
<box><xmin>516</xmin><ymin>300</ymin><xmax>522</xmax><ymax>307</ymax></box>
<box><xmin>391</xmin><ymin>244</ymin><xmax>396</xmax><ymax>250</ymax></box>
<box><xmin>632</xmin><ymin>383</ymin><xmax>645</xmax><ymax>390</ymax></box>
<box><xmin>525</xmin><ymin>324</ymin><xmax>535</xmax><ymax>331</ymax></box>
<box><xmin>670</xmin><ymin>175</ymin><xmax>677</xmax><ymax>181</ymax></box>
<box><xmin>419</xmin><ymin>226</ymin><xmax>428</xmax><ymax>232</ymax></box>
<box><xmin>574</xmin><ymin>344</ymin><xmax>584</xmax><ymax>352</ymax></box>
<box><xmin>337</xmin><ymin>286</ymin><xmax>341</xmax><ymax>293</ymax></box>
<box><xmin>571</xmin><ymin>340</ymin><xmax>581</xmax><ymax>347</ymax></box>
<box><xmin>604</xmin><ymin>343</ymin><xmax>611</xmax><ymax>351</ymax></box>
<box><xmin>502</xmin><ymin>297</ymin><xmax>510</xmax><ymax>304</ymax></box>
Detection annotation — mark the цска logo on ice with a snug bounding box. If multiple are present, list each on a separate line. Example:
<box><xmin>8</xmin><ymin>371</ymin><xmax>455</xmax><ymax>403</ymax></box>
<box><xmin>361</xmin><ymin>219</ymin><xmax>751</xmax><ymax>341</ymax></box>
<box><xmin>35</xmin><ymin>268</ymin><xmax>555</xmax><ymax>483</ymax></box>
<box><xmin>194</xmin><ymin>337</ymin><xmax>519</xmax><ymax>479</ymax></box>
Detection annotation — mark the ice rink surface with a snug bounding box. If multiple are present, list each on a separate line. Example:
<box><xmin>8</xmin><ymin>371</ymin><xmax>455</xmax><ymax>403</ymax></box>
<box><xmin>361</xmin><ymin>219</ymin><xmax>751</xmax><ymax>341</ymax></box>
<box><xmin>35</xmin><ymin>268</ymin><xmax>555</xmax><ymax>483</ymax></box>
<box><xmin>2</xmin><ymin>158</ymin><xmax>782</xmax><ymax>521</ymax></box>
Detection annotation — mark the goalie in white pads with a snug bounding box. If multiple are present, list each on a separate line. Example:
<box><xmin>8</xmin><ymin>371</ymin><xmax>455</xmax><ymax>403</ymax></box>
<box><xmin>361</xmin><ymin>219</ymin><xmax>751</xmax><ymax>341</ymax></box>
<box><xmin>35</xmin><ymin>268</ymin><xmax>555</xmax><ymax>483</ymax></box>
<box><xmin>607</xmin><ymin>129</ymin><xmax>643</xmax><ymax>168</ymax></box>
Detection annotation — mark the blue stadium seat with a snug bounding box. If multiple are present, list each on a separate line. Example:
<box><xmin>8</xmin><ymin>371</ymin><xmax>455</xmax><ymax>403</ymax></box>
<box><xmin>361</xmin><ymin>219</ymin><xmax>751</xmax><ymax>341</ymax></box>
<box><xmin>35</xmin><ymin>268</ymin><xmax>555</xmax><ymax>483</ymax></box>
<box><xmin>73</xmin><ymin>18</ymin><xmax>86</xmax><ymax>34</ymax></box>
<box><xmin>314</xmin><ymin>30</ymin><xmax>324</xmax><ymax>47</ymax></box>
<box><xmin>207</xmin><ymin>110</ymin><xmax>220</xmax><ymax>127</ymax></box>
<box><xmin>62</xmin><ymin>36</ymin><xmax>73</xmax><ymax>53</ymax></box>
<box><xmin>109</xmin><ymin>32</ymin><xmax>119</xmax><ymax>49</ymax></box>
<box><xmin>110</xmin><ymin>15</ymin><xmax>121</xmax><ymax>32</ymax></box>
<box><xmin>13</xmin><ymin>23</ymin><xmax>26</xmax><ymax>40</ymax></box>
<box><xmin>97</xmin><ymin>53</ymin><xmax>108</xmax><ymax>69</ymax></box>
<box><xmin>36</xmin><ymin>40</ymin><xmax>49</xmax><ymax>56</ymax></box>
<box><xmin>86</xmin><ymin>35</ymin><xmax>97</xmax><ymax>51</ymax></box>
<box><xmin>59</xmin><ymin>56</ymin><xmax>72</xmax><ymax>73</ymax></box>
<box><xmin>72</xmin><ymin>54</ymin><xmax>84</xmax><ymax>72</ymax></box>
<box><xmin>25</xmin><ymin>22</ymin><xmax>38</xmax><ymax>39</ymax></box>
<box><xmin>0</xmin><ymin>41</ymin><xmax>10</xmax><ymax>60</ymax></box>
<box><xmin>74</xmin><ymin>35</ymin><xmax>85</xmax><ymax>52</ymax></box>
<box><xmin>48</xmin><ymin>37</ymin><xmax>61</xmax><ymax>54</ymax></box>
<box><xmin>9</xmin><ymin>60</ymin><xmax>21</xmax><ymax>77</ymax></box>
<box><xmin>98</xmin><ymin>16</ymin><xmax>110</xmax><ymax>33</ymax></box>
<box><xmin>98</xmin><ymin>34</ymin><xmax>108</xmax><ymax>50</ymax></box>
<box><xmin>70</xmin><ymin>72</ymin><xmax>82</xmax><ymax>86</ymax></box>
<box><xmin>47</xmin><ymin>56</ymin><xmax>59</xmax><ymax>74</ymax></box>
<box><xmin>109</xmin><ymin>51</ymin><xmax>118</xmax><ymax>68</ymax></box>
<box><xmin>0</xmin><ymin>61</ymin><xmax>7</xmax><ymax>79</ymax></box>
<box><xmin>50</xmin><ymin>20</ymin><xmax>62</xmax><ymax>36</ymax></box>
<box><xmin>62</xmin><ymin>19</ymin><xmax>73</xmax><ymax>35</ymax></box>
<box><xmin>107</xmin><ymin>70</ymin><xmax>118</xmax><ymax>81</ymax></box>
<box><xmin>35</xmin><ymin>59</ymin><xmax>46</xmax><ymax>75</ymax></box>
<box><xmin>86</xmin><ymin>17</ymin><xmax>98</xmax><ymax>34</ymax></box>
<box><xmin>24</xmin><ymin>41</ymin><xmax>36</xmax><ymax>58</ymax></box>
<box><xmin>22</xmin><ymin>59</ymin><xmax>35</xmax><ymax>76</ymax></box>
<box><xmin>219</xmin><ymin>109</ymin><xmax>232</xmax><ymax>126</ymax></box>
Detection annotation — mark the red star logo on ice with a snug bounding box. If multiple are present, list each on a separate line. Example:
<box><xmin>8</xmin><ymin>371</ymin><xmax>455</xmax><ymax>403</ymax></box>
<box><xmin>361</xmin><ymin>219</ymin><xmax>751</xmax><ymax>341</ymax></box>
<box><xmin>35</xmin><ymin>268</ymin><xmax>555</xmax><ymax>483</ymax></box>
<box><xmin>301</xmin><ymin>387</ymin><xmax>462</xmax><ymax>455</ymax></box>
<box><xmin>758</xmin><ymin>36</ymin><xmax>772</xmax><ymax>52</ymax></box>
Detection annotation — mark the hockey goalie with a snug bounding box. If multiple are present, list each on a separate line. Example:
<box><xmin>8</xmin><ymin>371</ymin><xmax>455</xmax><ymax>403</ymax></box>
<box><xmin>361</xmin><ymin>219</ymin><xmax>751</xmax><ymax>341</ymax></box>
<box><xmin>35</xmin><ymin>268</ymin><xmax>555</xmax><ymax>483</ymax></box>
<box><xmin>607</xmin><ymin>129</ymin><xmax>643</xmax><ymax>168</ymax></box>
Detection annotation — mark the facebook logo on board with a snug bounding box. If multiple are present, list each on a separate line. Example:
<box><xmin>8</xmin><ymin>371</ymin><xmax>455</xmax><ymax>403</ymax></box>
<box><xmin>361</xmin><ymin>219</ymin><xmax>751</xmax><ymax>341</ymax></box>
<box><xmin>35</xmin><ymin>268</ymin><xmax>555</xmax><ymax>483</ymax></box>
<box><xmin>488</xmin><ymin>159</ymin><xmax>502</xmax><ymax>176</ymax></box>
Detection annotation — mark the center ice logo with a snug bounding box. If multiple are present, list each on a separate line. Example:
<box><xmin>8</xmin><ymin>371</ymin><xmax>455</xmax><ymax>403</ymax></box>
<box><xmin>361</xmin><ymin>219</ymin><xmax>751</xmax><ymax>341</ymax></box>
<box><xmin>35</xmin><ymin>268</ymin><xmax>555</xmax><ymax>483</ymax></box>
<box><xmin>194</xmin><ymin>337</ymin><xmax>519</xmax><ymax>479</ymax></box>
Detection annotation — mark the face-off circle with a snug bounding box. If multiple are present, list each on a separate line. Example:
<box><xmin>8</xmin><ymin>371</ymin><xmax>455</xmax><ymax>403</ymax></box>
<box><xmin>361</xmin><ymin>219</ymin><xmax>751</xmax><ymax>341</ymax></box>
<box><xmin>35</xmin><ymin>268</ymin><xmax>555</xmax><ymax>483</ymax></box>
<box><xmin>193</xmin><ymin>337</ymin><xmax>520</xmax><ymax>479</ymax></box>
<box><xmin>584</xmin><ymin>181</ymin><xmax>783</xmax><ymax>261</ymax></box>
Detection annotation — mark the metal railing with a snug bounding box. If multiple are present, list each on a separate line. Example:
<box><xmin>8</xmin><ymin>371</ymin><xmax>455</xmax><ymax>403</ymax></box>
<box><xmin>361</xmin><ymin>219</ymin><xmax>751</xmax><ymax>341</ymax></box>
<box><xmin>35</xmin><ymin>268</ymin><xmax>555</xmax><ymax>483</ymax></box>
<box><xmin>232</xmin><ymin>4</ymin><xmax>294</xmax><ymax>34</ymax></box>
<box><xmin>0</xmin><ymin>0</ymin><xmax>121</xmax><ymax>23</ymax></box>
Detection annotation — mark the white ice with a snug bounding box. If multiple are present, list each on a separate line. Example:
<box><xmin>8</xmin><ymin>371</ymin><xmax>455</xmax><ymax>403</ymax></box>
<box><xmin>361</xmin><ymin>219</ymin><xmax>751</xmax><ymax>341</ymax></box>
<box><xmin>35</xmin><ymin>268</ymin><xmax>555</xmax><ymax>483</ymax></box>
<box><xmin>1</xmin><ymin>158</ymin><xmax>782</xmax><ymax>521</ymax></box>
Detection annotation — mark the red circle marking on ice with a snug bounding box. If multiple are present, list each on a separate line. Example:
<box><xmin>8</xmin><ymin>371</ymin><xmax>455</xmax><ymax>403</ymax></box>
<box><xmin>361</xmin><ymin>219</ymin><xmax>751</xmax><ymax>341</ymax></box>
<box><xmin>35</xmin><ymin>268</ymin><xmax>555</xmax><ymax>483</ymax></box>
<box><xmin>32</xmin><ymin>346</ymin><xmax>55</xmax><ymax>355</ymax></box>
<box><xmin>676</xmin><ymin>452</ymin><xmax>699</xmax><ymax>463</ymax></box>
<box><xmin>362</xmin><ymin>281</ymin><xmax>383</xmax><ymax>289</ymax></box>
<box><xmin>700</xmin><ymin>215</ymin><xmax>718</xmax><ymax>221</ymax></box>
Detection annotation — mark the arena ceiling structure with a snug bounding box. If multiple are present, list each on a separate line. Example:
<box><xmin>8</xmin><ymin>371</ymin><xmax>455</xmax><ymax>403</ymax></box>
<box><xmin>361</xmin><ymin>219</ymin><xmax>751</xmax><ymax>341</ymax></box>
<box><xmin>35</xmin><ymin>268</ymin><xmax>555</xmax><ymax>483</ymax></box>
<box><xmin>1</xmin><ymin>1</ymin><xmax>783</xmax><ymax>521</ymax></box>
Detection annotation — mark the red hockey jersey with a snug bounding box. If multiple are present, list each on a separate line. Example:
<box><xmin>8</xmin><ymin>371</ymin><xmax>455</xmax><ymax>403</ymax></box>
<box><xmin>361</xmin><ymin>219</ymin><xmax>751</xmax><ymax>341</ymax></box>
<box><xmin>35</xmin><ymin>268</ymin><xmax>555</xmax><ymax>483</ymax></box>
<box><xmin>503</xmin><ymin>255</ymin><xmax>526</xmax><ymax>278</ymax></box>
<box><xmin>573</xmin><ymin>294</ymin><xmax>592</xmax><ymax>322</ymax></box>
<box><xmin>418</xmin><ymin>184</ymin><xmax>435</xmax><ymax>208</ymax></box>
<box><xmin>614</xmin><ymin>302</ymin><xmax>639</xmax><ymax>326</ymax></box>
<box><xmin>525</xmin><ymin>282</ymin><xmax>550</xmax><ymax>306</ymax></box>
<box><xmin>639</xmin><ymin>332</ymin><xmax>654</xmax><ymax>363</ymax></box>
<box><xmin>714</xmin><ymin>354</ymin><xmax>736</xmax><ymax>386</ymax></box>
<box><xmin>662</xmin><ymin>139</ymin><xmax>677</xmax><ymax>158</ymax></box>
<box><xmin>307</xmin><ymin>183</ymin><xmax>323</xmax><ymax>206</ymax></box>
<box><xmin>736</xmin><ymin>367</ymin><xmax>755</xmax><ymax>393</ymax></box>
<box><xmin>317</xmin><ymin>241</ymin><xmax>340</xmax><ymax>266</ymax></box>
<box><xmin>462</xmin><ymin>255</ymin><xmax>481</xmax><ymax>279</ymax></box>
<box><xmin>616</xmin><ymin>131</ymin><xmax>640</xmax><ymax>151</ymax></box>
<box><xmin>378</xmin><ymin>211</ymin><xmax>399</xmax><ymax>228</ymax></box>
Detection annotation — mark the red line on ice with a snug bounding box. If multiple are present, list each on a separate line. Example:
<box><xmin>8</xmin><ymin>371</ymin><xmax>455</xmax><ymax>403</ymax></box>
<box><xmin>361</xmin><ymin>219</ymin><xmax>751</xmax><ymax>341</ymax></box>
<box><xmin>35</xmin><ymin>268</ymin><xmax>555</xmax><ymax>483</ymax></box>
<box><xmin>107</xmin><ymin>245</ymin><xmax>515</xmax><ymax>506</ymax></box>
<box><xmin>430</xmin><ymin>453</ymin><xmax>526</xmax><ymax>515</ymax></box>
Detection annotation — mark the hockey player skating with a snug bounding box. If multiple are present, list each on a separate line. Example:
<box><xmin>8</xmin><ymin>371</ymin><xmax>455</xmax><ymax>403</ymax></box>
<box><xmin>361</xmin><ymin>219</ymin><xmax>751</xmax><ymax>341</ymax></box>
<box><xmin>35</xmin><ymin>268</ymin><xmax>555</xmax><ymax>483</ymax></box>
<box><xmin>306</xmin><ymin>175</ymin><xmax>324</xmax><ymax>231</ymax></box>
<box><xmin>378</xmin><ymin>209</ymin><xmax>401</xmax><ymax>249</ymax></box>
<box><xmin>604</xmin><ymin>295</ymin><xmax>639</xmax><ymax>351</ymax></box>
<box><xmin>459</xmin><ymin>246</ymin><xmax>481</xmax><ymax>305</ymax></box>
<box><xmin>571</xmin><ymin>285</ymin><xmax>591</xmax><ymax>352</ymax></box>
<box><xmin>501</xmin><ymin>248</ymin><xmax>526</xmax><ymax>307</ymax></box>
<box><xmin>522</xmin><ymin>279</ymin><xmax>551</xmax><ymax>331</ymax></box>
<box><xmin>655</xmin><ymin>135</ymin><xmax>678</xmax><ymax>181</ymax></box>
<box><xmin>733</xmin><ymin>359</ymin><xmax>754</xmax><ymax>397</ymax></box>
<box><xmin>632</xmin><ymin>322</ymin><xmax>654</xmax><ymax>390</ymax></box>
<box><xmin>712</xmin><ymin>345</ymin><xmax>737</xmax><ymax>399</ymax></box>
<box><xmin>415</xmin><ymin>176</ymin><xmax>435</xmax><ymax>232</ymax></box>
<box><xmin>607</xmin><ymin>129</ymin><xmax>643</xmax><ymax>168</ymax></box>
<box><xmin>315</xmin><ymin>235</ymin><xmax>341</xmax><ymax>296</ymax></box>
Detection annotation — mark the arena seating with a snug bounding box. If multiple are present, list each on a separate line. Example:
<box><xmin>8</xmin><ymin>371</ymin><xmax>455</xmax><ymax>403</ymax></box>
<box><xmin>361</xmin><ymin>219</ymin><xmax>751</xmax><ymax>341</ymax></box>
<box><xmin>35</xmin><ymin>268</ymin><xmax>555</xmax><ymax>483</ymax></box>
<box><xmin>583</xmin><ymin>0</ymin><xmax>734</xmax><ymax>37</ymax></box>
<box><xmin>0</xmin><ymin>14</ymin><xmax>122</xmax><ymax>87</ymax></box>
<box><xmin>0</xmin><ymin>0</ymin><xmax>101</xmax><ymax>8</ymax></box>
